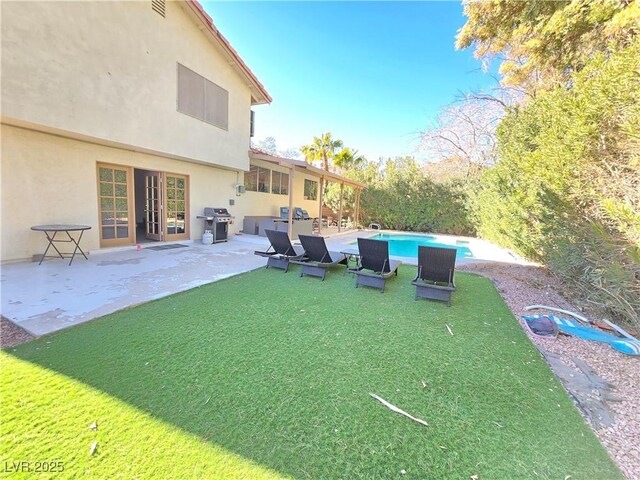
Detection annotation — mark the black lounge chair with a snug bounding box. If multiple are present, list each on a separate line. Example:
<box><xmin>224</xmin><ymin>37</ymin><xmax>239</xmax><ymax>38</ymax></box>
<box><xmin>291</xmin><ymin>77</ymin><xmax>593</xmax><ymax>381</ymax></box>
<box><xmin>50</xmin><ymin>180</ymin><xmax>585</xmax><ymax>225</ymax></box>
<box><xmin>290</xmin><ymin>234</ymin><xmax>347</xmax><ymax>280</ymax></box>
<box><xmin>353</xmin><ymin>238</ymin><xmax>401</xmax><ymax>293</ymax></box>
<box><xmin>412</xmin><ymin>246</ymin><xmax>457</xmax><ymax>306</ymax></box>
<box><xmin>254</xmin><ymin>229</ymin><xmax>305</xmax><ymax>272</ymax></box>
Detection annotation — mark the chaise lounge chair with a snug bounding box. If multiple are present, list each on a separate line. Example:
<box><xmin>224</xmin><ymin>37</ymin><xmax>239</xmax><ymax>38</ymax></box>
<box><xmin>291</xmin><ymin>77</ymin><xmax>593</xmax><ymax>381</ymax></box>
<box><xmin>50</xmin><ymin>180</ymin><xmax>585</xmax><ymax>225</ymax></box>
<box><xmin>254</xmin><ymin>229</ymin><xmax>306</xmax><ymax>272</ymax></box>
<box><xmin>290</xmin><ymin>234</ymin><xmax>347</xmax><ymax>281</ymax></box>
<box><xmin>412</xmin><ymin>245</ymin><xmax>457</xmax><ymax>306</ymax></box>
<box><xmin>353</xmin><ymin>238</ymin><xmax>401</xmax><ymax>293</ymax></box>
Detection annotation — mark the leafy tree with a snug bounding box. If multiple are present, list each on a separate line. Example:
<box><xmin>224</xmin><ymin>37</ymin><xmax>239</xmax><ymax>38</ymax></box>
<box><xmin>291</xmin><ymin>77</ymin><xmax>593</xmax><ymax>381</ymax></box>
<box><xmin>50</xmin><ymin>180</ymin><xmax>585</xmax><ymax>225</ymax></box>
<box><xmin>253</xmin><ymin>136</ymin><xmax>277</xmax><ymax>154</ymax></box>
<box><xmin>335</xmin><ymin>157</ymin><xmax>476</xmax><ymax>234</ymax></box>
<box><xmin>301</xmin><ymin>134</ymin><xmax>366</xmax><ymax>223</ymax></box>
<box><xmin>323</xmin><ymin>182</ymin><xmax>355</xmax><ymax>221</ymax></box>
<box><xmin>333</xmin><ymin>148</ymin><xmax>366</xmax><ymax>172</ymax></box>
<box><xmin>279</xmin><ymin>148</ymin><xmax>301</xmax><ymax>160</ymax></box>
<box><xmin>475</xmin><ymin>40</ymin><xmax>640</xmax><ymax>325</ymax></box>
<box><xmin>456</xmin><ymin>0</ymin><xmax>640</xmax><ymax>92</ymax></box>
<box><xmin>419</xmin><ymin>93</ymin><xmax>507</xmax><ymax>177</ymax></box>
<box><xmin>323</xmin><ymin>158</ymin><xmax>374</xmax><ymax>223</ymax></box>
<box><xmin>252</xmin><ymin>136</ymin><xmax>300</xmax><ymax>159</ymax></box>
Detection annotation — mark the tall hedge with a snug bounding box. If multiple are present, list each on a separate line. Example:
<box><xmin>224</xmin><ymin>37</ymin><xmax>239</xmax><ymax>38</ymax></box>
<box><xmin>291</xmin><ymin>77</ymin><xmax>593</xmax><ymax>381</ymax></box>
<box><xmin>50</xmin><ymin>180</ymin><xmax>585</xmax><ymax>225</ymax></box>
<box><xmin>476</xmin><ymin>40</ymin><xmax>640</xmax><ymax>325</ymax></box>
<box><xmin>352</xmin><ymin>158</ymin><xmax>475</xmax><ymax>236</ymax></box>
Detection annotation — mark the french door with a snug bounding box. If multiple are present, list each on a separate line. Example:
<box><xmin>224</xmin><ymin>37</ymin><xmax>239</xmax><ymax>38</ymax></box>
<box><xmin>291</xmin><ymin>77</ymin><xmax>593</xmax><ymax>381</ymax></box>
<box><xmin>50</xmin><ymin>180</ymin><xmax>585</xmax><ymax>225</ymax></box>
<box><xmin>164</xmin><ymin>173</ymin><xmax>189</xmax><ymax>241</ymax></box>
<box><xmin>144</xmin><ymin>172</ymin><xmax>162</xmax><ymax>241</ymax></box>
<box><xmin>97</xmin><ymin>164</ymin><xmax>134</xmax><ymax>247</ymax></box>
<box><xmin>98</xmin><ymin>165</ymin><xmax>189</xmax><ymax>246</ymax></box>
<box><xmin>144</xmin><ymin>172</ymin><xmax>190</xmax><ymax>242</ymax></box>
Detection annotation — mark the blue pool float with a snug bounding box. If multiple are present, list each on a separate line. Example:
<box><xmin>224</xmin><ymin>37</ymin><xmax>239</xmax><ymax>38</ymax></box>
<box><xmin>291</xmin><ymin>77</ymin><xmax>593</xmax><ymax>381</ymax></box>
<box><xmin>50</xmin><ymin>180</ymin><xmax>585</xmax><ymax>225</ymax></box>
<box><xmin>522</xmin><ymin>313</ymin><xmax>640</xmax><ymax>356</ymax></box>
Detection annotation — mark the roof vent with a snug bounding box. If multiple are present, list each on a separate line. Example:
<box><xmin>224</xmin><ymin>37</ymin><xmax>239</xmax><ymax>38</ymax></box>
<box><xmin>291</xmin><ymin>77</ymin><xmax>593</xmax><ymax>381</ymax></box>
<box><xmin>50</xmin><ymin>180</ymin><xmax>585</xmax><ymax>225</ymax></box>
<box><xmin>152</xmin><ymin>0</ymin><xmax>165</xmax><ymax>17</ymax></box>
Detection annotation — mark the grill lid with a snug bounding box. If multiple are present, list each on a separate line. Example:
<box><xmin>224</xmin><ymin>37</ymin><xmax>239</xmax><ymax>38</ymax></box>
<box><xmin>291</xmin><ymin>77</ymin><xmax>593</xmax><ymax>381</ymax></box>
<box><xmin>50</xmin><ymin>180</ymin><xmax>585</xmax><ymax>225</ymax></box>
<box><xmin>204</xmin><ymin>207</ymin><xmax>231</xmax><ymax>217</ymax></box>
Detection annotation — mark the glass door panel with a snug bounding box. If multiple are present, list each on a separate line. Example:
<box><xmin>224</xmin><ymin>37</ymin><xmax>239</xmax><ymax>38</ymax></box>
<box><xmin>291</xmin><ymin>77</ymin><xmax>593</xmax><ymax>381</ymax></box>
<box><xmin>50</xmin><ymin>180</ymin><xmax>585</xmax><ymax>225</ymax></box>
<box><xmin>145</xmin><ymin>172</ymin><xmax>162</xmax><ymax>241</ymax></box>
<box><xmin>98</xmin><ymin>164</ymin><xmax>133</xmax><ymax>247</ymax></box>
<box><xmin>164</xmin><ymin>174</ymin><xmax>189</xmax><ymax>241</ymax></box>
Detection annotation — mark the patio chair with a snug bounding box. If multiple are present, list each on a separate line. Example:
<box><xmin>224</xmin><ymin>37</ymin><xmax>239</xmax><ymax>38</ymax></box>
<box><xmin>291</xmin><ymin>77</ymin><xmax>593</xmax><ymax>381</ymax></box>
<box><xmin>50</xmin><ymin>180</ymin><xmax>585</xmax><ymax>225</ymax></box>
<box><xmin>254</xmin><ymin>229</ymin><xmax>305</xmax><ymax>272</ymax></box>
<box><xmin>411</xmin><ymin>246</ymin><xmax>457</xmax><ymax>306</ymax></box>
<box><xmin>353</xmin><ymin>238</ymin><xmax>401</xmax><ymax>293</ymax></box>
<box><xmin>290</xmin><ymin>234</ymin><xmax>347</xmax><ymax>281</ymax></box>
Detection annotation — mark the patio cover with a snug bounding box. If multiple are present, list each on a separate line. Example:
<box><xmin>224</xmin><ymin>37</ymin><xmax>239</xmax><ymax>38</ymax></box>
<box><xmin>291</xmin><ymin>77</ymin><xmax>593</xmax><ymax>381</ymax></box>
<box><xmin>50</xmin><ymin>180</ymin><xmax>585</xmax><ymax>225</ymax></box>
<box><xmin>249</xmin><ymin>148</ymin><xmax>367</xmax><ymax>237</ymax></box>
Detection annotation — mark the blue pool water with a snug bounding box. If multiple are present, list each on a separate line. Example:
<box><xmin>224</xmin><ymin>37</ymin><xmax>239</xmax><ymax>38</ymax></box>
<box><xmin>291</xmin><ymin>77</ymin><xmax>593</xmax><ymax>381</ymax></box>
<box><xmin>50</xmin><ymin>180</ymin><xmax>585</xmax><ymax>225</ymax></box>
<box><xmin>358</xmin><ymin>233</ymin><xmax>473</xmax><ymax>259</ymax></box>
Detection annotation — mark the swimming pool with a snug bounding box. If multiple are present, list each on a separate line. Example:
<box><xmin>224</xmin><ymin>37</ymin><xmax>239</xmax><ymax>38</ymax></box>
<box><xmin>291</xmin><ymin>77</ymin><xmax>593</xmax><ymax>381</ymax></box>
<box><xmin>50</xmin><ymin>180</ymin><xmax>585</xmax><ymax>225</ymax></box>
<box><xmin>357</xmin><ymin>233</ymin><xmax>473</xmax><ymax>259</ymax></box>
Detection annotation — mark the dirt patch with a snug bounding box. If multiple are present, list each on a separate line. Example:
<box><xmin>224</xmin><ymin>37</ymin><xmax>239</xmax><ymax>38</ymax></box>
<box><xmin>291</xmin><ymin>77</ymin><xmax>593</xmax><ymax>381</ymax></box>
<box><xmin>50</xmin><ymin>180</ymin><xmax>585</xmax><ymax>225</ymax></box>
<box><xmin>1</xmin><ymin>316</ymin><xmax>35</xmax><ymax>349</ymax></box>
<box><xmin>460</xmin><ymin>262</ymin><xmax>640</xmax><ymax>479</ymax></box>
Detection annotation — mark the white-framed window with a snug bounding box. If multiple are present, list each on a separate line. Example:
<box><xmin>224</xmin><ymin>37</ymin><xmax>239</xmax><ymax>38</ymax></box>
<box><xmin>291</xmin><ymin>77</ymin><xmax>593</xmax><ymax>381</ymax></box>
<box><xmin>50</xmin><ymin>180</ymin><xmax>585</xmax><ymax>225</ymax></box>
<box><xmin>245</xmin><ymin>165</ymin><xmax>258</xmax><ymax>192</ymax></box>
<box><xmin>177</xmin><ymin>63</ymin><xmax>228</xmax><ymax>130</ymax></box>
<box><xmin>258</xmin><ymin>167</ymin><xmax>270</xmax><ymax>193</ymax></box>
<box><xmin>272</xmin><ymin>171</ymin><xmax>289</xmax><ymax>195</ymax></box>
<box><xmin>304</xmin><ymin>179</ymin><xmax>318</xmax><ymax>200</ymax></box>
<box><xmin>244</xmin><ymin>165</ymin><xmax>271</xmax><ymax>193</ymax></box>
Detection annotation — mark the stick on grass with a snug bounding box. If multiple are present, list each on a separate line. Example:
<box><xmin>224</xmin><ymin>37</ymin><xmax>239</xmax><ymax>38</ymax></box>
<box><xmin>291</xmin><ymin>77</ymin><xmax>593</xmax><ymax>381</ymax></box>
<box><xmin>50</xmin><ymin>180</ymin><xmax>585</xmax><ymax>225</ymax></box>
<box><xmin>369</xmin><ymin>393</ymin><xmax>428</xmax><ymax>426</ymax></box>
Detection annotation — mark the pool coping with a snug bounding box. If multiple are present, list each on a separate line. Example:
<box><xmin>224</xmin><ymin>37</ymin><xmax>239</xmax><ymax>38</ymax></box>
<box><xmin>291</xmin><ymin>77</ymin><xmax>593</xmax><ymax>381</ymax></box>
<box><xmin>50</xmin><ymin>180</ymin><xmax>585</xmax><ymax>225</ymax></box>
<box><xmin>321</xmin><ymin>229</ymin><xmax>529</xmax><ymax>267</ymax></box>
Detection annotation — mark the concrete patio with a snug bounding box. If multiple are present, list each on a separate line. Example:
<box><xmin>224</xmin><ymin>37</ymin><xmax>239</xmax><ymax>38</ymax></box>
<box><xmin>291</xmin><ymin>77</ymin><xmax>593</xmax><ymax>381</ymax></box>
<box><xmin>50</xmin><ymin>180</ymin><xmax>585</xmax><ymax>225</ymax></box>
<box><xmin>1</xmin><ymin>237</ymin><xmax>270</xmax><ymax>336</ymax></box>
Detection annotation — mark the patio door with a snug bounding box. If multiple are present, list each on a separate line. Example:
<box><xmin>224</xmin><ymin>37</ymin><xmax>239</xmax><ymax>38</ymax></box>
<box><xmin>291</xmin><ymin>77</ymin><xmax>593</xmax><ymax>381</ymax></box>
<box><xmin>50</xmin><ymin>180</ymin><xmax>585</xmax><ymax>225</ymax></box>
<box><xmin>97</xmin><ymin>164</ymin><xmax>134</xmax><ymax>247</ymax></box>
<box><xmin>164</xmin><ymin>173</ymin><xmax>189</xmax><ymax>241</ymax></box>
<box><xmin>144</xmin><ymin>172</ymin><xmax>163</xmax><ymax>241</ymax></box>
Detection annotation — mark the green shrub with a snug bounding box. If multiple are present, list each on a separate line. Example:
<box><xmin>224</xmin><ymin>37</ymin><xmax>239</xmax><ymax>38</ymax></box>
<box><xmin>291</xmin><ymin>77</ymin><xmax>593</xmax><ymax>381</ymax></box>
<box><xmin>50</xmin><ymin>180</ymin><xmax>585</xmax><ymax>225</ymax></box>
<box><xmin>476</xmin><ymin>40</ymin><xmax>640</xmax><ymax>327</ymax></box>
<box><xmin>350</xmin><ymin>158</ymin><xmax>475</xmax><ymax>235</ymax></box>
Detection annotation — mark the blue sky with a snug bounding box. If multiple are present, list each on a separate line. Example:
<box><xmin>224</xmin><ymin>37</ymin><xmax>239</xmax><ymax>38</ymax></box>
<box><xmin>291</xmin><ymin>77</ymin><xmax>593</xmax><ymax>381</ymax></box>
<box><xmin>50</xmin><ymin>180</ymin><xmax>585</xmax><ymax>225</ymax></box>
<box><xmin>204</xmin><ymin>1</ymin><xmax>494</xmax><ymax>161</ymax></box>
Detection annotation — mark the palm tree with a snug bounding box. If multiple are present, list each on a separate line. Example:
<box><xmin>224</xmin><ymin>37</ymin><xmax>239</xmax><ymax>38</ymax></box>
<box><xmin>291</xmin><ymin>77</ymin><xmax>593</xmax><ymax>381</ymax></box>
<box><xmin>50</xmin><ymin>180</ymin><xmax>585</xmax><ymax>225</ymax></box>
<box><xmin>300</xmin><ymin>133</ymin><xmax>344</xmax><ymax>172</ymax></box>
<box><xmin>333</xmin><ymin>148</ymin><xmax>366</xmax><ymax>172</ymax></box>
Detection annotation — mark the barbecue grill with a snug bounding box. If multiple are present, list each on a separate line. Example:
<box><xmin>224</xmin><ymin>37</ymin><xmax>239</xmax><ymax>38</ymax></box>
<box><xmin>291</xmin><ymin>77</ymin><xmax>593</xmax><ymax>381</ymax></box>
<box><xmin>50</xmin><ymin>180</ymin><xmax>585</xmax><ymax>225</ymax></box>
<box><xmin>196</xmin><ymin>207</ymin><xmax>234</xmax><ymax>243</ymax></box>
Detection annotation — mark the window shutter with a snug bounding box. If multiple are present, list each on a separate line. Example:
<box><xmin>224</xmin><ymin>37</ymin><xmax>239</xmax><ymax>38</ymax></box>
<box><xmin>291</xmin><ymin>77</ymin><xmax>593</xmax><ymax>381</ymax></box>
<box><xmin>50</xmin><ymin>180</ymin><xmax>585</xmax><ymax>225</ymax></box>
<box><xmin>177</xmin><ymin>63</ymin><xmax>229</xmax><ymax>130</ymax></box>
<box><xmin>177</xmin><ymin>64</ymin><xmax>205</xmax><ymax>121</ymax></box>
<box><xmin>204</xmin><ymin>79</ymin><xmax>229</xmax><ymax>130</ymax></box>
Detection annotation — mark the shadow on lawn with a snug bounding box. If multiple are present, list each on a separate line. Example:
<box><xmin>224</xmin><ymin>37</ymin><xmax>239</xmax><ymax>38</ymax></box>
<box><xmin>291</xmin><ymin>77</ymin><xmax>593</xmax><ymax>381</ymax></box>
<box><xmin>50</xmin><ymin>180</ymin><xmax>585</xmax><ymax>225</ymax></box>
<box><xmin>3</xmin><ymin>265</ymin><xmax>623</xmax><ymax>479</ymax></box>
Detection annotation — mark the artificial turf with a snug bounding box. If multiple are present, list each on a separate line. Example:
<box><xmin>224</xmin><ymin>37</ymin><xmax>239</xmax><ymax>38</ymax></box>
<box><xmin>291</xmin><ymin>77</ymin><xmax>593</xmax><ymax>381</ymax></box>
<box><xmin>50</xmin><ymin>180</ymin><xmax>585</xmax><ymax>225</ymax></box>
<box><xmin>1</xmin><ymin>265</ymin><xmax>622</xmax><ymax>479</ymax></box>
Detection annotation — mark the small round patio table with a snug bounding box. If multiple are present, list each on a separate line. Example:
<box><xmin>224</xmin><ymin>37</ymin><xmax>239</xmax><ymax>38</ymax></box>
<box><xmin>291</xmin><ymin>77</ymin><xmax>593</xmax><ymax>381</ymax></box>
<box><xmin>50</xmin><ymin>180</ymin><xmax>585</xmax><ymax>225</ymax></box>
<box><xmin>30</xmin><ymin>224</ymin><xmax>92</xmax><ymax>266</ymax></box>
<box><xmin>340</xmin><ymin>248</ymin><xmax>362</xmax><ymax>273</ymax></box>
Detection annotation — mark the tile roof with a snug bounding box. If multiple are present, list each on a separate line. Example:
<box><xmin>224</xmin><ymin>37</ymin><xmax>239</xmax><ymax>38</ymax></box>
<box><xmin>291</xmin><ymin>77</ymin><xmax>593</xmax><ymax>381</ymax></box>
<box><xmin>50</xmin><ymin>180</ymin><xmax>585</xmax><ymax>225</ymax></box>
<box><xmin>186</xmin><ymin>1</ymin><xmax>272</xmax><ymax>105</ymax></box>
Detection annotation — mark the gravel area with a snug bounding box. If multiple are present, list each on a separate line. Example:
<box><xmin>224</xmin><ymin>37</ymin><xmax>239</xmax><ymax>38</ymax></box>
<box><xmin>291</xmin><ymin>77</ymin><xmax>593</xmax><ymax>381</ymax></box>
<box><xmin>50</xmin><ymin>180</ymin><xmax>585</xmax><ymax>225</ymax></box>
<box><xmin>461</xmin><ymin>262</ymin><xmax>640</xmax><ymax>480</ymax></box>
<box><xmin>1</xmin><ymin>316</ymin><xmax>35</xmax><ymax>349</ymax></box>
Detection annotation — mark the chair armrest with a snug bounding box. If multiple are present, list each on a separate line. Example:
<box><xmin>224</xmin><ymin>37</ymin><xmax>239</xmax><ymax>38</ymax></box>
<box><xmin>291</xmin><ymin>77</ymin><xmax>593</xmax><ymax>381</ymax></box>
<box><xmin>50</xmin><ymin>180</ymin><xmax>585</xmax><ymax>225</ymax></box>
<box><xmin>412</xmin><ymin>265</ymin><xmax>422</xmax><ymax>283</ymax></box>
<box><xmin>380</xmin><ymin>259</ymin><xmax>388</xmax><ymax>275</ymax></box>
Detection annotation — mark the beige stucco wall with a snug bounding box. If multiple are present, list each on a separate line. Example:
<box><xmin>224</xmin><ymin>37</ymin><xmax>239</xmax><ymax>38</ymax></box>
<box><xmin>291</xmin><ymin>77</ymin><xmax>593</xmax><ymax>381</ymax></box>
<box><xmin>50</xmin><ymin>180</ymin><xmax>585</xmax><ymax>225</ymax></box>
<box><xmin>237</xmin><ymin>159</ymin><xmax>321</xmax><ymax>220</ymax></box>
<box><xmin>1</xmin><ymin>1</ymin><xmax>254</xmax><ymax>171</ymax></box>
<box><xmin>0</xmin><ymin>125</ymin><xmax>246</xmax><ymax>261</ymax></box>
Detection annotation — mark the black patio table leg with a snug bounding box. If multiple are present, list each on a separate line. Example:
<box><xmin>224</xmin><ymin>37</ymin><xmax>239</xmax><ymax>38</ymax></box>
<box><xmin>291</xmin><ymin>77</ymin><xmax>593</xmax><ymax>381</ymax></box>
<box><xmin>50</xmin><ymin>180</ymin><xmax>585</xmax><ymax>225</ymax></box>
<box><xmin>32</xmin><ymin>225</ymin><xmax>91</xmax><ymax>266</ymax></box>
<box><xmin>38</xmin><ymin>230</ymin><xmax>64</xmax><ymax>265</ymax></box>
<box><xmin>66</xmin><ymin>229</ymin><xmax>88</xmax><ymax>265</ymax></box>
<box><xmin>344</xmin><ymin>254</ymin><xmax>361</xmax><ymax>274</ymax></box>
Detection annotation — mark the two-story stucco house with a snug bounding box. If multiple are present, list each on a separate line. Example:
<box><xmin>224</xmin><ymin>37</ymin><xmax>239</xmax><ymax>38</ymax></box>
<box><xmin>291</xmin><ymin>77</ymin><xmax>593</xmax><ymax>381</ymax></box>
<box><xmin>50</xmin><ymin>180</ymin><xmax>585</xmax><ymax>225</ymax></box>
<box><xmin>1</xmin><ymin>0</ymin><xmax>364</xmax><ymax>263</ymax></box>
<box><xmin>1</xmin><ymin>0</ymin><xmax>275</xmax><ymax>261</ymax></box>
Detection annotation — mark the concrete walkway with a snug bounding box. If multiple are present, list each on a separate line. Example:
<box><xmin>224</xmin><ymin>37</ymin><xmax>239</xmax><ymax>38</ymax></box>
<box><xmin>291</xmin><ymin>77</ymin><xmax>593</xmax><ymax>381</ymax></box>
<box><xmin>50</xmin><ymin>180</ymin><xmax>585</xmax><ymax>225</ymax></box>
<box><xmin>1</xmin><ymin>238</ymin><xmax>269</xmax><ymax>336</ymax></box>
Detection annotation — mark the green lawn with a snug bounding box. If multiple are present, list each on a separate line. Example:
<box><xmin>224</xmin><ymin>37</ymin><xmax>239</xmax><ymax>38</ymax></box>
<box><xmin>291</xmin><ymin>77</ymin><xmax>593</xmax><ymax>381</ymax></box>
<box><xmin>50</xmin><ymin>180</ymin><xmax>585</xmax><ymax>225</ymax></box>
<box><xmin>1</xmin><ymin>266</ymin><xmax>621</xmax><ymax>479</ymax></box>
